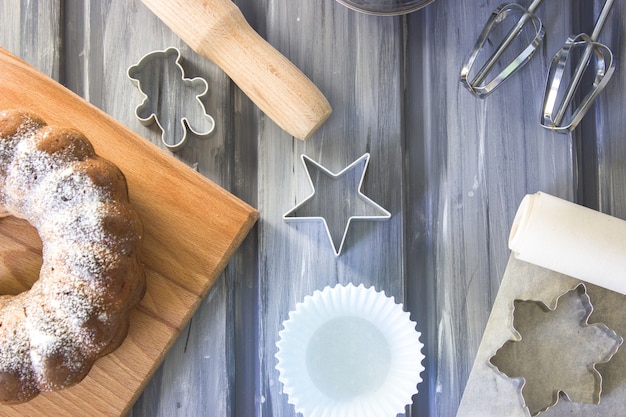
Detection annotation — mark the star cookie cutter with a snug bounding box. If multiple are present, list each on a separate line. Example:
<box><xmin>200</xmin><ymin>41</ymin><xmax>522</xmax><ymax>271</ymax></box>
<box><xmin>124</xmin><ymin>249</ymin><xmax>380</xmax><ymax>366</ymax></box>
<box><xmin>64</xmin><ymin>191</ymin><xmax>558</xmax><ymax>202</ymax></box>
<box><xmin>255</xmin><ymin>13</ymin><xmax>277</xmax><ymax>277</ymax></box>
<box><xmin>489</xmin><ymin>284</ymin><xmax>623</xmax><ymax>416</ymax></box>
<box><xmin>128</xmin><ymin>47</ymin><xmax>215</xmax><ymax>152</ymax></box>
<box><xmin>283</xmin><ymin>153</ymin><xmax>391</xmax><ymax>257</ymax></box>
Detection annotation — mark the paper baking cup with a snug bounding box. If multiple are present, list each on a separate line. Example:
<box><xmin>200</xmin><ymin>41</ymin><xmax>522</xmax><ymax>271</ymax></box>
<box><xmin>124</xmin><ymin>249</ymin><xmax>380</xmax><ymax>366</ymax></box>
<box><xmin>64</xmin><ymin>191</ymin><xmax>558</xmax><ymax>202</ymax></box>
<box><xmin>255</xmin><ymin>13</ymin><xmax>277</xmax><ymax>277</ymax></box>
<box><xmin>275</xmin><ymin>284</ymin><xmax>425</xmax><ymax>417</ymax></box>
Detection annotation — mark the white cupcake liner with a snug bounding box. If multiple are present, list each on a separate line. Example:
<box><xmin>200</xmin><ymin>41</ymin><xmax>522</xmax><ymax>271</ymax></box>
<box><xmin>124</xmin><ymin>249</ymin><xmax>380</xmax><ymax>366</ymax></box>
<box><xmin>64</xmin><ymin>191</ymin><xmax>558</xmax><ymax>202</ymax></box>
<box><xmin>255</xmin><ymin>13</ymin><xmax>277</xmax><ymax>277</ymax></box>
<box><xmin>275</xmin><ymin>283</ymin><xmax>425</xmax><ymax>417</ymax></box>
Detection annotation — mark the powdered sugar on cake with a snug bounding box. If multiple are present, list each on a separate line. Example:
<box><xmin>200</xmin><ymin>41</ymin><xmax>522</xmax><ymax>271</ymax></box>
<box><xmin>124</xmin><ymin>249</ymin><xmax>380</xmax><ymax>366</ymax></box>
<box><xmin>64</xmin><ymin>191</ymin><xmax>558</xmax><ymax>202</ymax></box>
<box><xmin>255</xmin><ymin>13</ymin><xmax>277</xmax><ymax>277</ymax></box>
<box><xmin>0</xmin><ymin>110</ymin><xmax>145</xmax><ymax>402</ymax></box>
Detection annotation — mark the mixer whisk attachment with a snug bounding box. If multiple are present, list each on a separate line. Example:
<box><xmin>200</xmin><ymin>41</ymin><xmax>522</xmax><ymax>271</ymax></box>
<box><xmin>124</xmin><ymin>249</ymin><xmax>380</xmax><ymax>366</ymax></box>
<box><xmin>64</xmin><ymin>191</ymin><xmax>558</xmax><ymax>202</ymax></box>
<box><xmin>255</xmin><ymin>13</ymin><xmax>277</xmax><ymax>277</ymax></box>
<box><xmin>540</xmin><ymin>0</ymin><xmax>616</xmax><ymax>133</ymax></box>
<box><xmin>460</xmin><ymin>0</ymin><xmax>545</xmax><ymax>98</ymax></box>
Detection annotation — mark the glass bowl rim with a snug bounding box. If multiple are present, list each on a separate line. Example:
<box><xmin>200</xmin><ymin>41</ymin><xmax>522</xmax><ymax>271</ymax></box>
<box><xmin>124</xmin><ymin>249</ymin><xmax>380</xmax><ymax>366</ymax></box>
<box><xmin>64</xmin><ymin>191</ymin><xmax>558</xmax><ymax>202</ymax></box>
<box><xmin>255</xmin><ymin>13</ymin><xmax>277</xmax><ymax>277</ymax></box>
<box><xmin>335</xmin><ymin>0</ymin><xmax>437</xmax><ymax>16</ymax></box>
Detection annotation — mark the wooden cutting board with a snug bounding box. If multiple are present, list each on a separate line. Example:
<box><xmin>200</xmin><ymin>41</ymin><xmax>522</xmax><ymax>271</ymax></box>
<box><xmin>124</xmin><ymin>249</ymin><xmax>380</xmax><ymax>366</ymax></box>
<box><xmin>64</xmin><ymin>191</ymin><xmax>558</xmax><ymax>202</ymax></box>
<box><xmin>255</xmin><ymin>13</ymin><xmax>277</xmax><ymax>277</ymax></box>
<box><xmin>0</xmin><ymin>47</ymin><xmax>258</xmax><ymax>416</ymax></box>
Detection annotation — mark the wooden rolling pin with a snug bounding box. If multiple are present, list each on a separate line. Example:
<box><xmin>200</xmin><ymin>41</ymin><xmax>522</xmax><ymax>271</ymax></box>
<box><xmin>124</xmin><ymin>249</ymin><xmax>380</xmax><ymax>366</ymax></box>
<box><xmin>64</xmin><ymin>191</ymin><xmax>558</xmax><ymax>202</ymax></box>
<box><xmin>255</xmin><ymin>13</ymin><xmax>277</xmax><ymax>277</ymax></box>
<box><xmin>141</xmin><ymin>0</ymin><xmax>332</xmax><ymax>140</ymax></box>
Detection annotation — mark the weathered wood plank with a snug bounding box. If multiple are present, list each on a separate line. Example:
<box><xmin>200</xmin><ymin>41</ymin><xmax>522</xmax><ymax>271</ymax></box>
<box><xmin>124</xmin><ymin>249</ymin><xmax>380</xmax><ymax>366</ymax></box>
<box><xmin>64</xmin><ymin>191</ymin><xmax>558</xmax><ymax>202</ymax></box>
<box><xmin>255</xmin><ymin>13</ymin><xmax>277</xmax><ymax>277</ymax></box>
<box><xmin>405</xmin><ymin>1</ymin><xmax>577</xmax><ymax>415</ymax></box>
<box><xmin>0</xmin><ymin>0</ymin><xmax>61</xmax><ymax>80</ymax></box>
<box><xmin>256</xmin><ymin>0</ymin><xmax>405</xmax><ymax>415</ymax></box>
<box><xmin>592</xmin><ymin>0</ymin><xmax>626</xmax><ymax>218</ymax></box>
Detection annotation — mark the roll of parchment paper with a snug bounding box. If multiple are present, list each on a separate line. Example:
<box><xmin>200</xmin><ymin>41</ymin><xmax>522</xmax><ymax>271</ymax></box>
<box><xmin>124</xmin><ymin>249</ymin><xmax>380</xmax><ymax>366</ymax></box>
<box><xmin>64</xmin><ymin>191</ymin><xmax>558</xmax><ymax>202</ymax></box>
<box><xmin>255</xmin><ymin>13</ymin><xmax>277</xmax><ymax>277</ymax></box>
<box><xmin>509</xmin><ymin>192</ymin><xmax>626</xmax><ymax>295</ymax></box>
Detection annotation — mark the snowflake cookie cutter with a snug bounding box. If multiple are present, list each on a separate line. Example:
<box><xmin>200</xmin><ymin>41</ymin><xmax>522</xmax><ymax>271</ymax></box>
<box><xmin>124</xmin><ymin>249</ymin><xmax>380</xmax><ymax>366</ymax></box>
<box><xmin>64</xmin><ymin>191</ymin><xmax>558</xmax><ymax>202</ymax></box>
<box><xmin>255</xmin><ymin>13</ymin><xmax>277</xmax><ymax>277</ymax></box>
<box><xmin>128</xmin><ymin>47</ymin><xmax>215</xmax><ymax>152</ymax></box>
<box><xmin>489</xmin><ymin>283</ymin><xmax>623</xmax><ymax>416</ymax></box>
<box><xmin>283</xmin><ymin>153</ymin><xmax>391</xmax><ymax>257</ymax></box>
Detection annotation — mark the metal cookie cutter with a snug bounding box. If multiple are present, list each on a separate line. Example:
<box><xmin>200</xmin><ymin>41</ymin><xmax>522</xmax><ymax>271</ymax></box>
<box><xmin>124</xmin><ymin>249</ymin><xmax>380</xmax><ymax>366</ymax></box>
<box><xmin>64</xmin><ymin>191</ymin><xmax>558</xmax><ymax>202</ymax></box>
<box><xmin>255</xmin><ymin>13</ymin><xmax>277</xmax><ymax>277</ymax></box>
<box><xmin>460</xmin><ymin>0</ymin><xmax>545</xmax><ymax>98</ymax></box>
<box><xmin>540</xmin><ymin>0</ymin><xmax>615</xmax><ymax>133</ymax></box>
<box><xmin>128</xmin><ymin>47</ymin><xmax>215</xmax><ymax>151</ymax></box>
<box><xmin>489</xmin><ymin>284</ymin><xmax>623</xmax><ymax>416</ymax></box>
<box><xmin>283</xmin><ymin>153</ymin><xmax>391</xmax><ymax>257</ymax></box>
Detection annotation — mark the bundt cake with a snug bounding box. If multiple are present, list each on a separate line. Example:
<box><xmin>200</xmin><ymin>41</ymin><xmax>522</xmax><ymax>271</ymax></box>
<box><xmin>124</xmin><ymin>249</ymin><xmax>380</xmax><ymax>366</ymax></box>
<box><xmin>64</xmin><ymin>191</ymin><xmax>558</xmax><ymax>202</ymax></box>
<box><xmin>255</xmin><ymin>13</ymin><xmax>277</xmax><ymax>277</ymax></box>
<box><xmin>0</xmin><ymin>109</ymin><xmax>145</xmax><ymax>403</ymax></box>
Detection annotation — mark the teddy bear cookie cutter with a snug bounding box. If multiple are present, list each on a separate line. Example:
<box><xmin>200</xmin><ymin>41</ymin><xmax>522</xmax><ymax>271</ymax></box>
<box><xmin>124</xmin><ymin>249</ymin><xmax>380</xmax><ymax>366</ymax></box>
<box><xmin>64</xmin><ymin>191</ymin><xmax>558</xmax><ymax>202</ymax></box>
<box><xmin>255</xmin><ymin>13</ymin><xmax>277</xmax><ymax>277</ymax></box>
<box><xmin>128</xmin><ymin>47</ymin><xmax>215</xmax><ymax>152</ymax></box>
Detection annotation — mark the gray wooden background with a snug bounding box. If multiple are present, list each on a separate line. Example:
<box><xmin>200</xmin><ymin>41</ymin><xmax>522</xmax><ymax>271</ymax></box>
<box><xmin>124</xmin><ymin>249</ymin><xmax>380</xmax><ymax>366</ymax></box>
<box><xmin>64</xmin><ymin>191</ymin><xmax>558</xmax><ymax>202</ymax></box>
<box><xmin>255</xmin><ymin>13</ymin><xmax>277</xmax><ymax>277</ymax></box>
<box><xmin>1</xmin><ymin>0</ymin><xmax>625</xmax><ymax>416</ymax></box>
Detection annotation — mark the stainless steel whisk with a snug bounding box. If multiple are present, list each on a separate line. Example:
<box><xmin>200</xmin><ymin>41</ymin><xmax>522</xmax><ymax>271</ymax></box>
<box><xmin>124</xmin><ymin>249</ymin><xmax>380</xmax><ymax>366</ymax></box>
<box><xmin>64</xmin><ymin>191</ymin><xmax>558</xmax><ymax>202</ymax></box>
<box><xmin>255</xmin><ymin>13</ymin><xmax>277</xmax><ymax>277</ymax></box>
<box><xmin>541</xmin><ymin>0</ymin><xmax>616</xmax><ymax>132</ymax></box>
<box><xmin>460</xmin><ymin>0</ymin><xmax>545</xmax><ymax>98</ymax></box>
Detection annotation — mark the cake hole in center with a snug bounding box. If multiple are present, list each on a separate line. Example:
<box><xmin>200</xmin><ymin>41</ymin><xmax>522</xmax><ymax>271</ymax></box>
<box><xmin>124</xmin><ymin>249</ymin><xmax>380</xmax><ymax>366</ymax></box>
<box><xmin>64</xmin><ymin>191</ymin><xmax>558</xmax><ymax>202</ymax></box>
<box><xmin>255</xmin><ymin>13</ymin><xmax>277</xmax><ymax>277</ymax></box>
<box><xmin>0</xmin><ymin>216</ymin><xmax>43</xmax><ymax>295</ymax></box>
<box><xmin>305</xmin><ymin>316</ymin><xmax>391</xmax><ymax>400</ymax></box>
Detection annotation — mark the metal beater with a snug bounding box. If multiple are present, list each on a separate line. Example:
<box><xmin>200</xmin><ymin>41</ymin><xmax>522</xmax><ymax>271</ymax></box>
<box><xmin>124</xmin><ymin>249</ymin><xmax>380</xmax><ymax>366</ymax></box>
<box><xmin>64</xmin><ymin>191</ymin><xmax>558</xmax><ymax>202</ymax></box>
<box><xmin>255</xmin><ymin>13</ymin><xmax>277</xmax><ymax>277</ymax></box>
<box><xmin>460</xmin><ymin>0</ymin><xmax>545</xmax><ymax>98</ymax></box>
<box><xmin>541</xmin><ymin>0</ymin><xmax>616</xmax><ymax>132</ymax></box>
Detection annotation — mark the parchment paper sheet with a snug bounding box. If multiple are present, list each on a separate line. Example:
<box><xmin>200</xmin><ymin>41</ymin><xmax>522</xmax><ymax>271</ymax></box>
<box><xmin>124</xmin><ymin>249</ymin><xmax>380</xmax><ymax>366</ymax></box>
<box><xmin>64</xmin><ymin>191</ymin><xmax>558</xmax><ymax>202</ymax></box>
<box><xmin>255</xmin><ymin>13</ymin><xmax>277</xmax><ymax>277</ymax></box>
<box><xmin>509</xmin><ymin>192</ymin><xmax>626</xmax><ymax>295</ymax></box>
<box><xmin>457</xmin><ymin>193</ymin><xmax>626</xmax><ymax>416</ymax></box>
